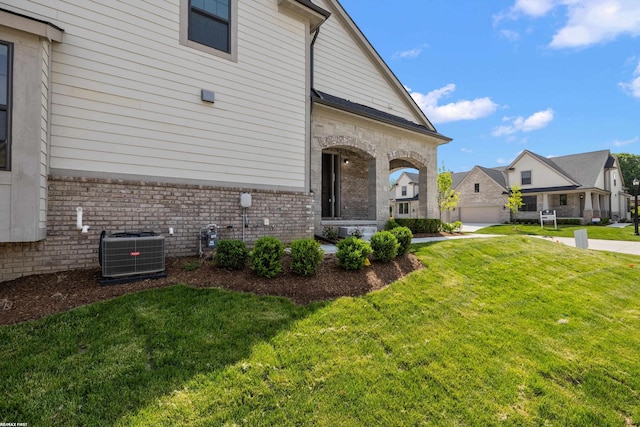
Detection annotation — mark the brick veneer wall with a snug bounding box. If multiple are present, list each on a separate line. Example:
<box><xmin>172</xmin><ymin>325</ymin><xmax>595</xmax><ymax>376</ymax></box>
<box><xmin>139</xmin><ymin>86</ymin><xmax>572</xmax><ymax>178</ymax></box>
<box><xmin>0</xmin><ymin>176</ymin><xmax>314</xmax><ymax>282</ymax></box>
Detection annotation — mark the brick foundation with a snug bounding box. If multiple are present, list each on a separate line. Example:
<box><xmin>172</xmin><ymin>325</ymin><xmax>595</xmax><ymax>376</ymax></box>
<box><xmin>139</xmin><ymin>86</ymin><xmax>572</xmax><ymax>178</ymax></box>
<box><xmin>0</xmin><ymin>176</ymin><xmax>314</xmax><ymax>282</ymax></box>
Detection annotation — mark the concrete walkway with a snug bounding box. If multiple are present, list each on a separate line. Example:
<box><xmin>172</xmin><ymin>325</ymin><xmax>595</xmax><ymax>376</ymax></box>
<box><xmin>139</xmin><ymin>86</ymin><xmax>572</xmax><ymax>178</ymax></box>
<box><xmin>321</xmin><ymin>221</ymin><xmax>640</xmax><ymax>257</ymax></box>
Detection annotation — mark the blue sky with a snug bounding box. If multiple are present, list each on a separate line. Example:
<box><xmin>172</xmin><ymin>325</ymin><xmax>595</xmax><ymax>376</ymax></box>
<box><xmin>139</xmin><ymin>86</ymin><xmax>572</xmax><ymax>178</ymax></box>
<box><xmin>338</xmin><ymin>0</ymin><xmax>640</xmax><ymax>174</ymax></box>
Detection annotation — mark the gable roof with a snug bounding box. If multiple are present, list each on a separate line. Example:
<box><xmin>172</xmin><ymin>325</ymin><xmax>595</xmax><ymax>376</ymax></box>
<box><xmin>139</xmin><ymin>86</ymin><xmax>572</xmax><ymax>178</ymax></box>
<box><xmin>547</xmin><ymin>150</ymin><xmax>610</xmax><ymax>188</ymax></box>
<box><xmin>312</xmin><ymin>0</ymin><xmax>451</xmax><ymax>143</ymax></box>
<box><xmin>478</xmin><ymin>166</ymin><xmax>508</xmax><ymax>189</ymax></box>
<box><xmin>451</xmin><ymin>166</ymin><xmax>507</xmax><ymax>190</ymax></box>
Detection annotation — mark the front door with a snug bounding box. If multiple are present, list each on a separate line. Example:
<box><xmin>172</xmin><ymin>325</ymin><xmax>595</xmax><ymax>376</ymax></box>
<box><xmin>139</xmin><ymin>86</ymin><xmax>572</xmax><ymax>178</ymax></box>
<box><xmin>321</xmin><ymin>153</ymin><xmax>340</xmax><ymax>218</ymax></box>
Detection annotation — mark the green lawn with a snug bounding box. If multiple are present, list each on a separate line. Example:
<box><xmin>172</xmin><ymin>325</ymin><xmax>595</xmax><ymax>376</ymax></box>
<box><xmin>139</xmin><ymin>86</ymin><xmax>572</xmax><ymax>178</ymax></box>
<box><xmin>2</xmin><ymin>237</ymin><xmax>640</xmax><ymax>426</ymax></box>
<box><xmin>475</xmin><ymin>223</ymin><xmax>640</xmax><ymax>241</ymax></box>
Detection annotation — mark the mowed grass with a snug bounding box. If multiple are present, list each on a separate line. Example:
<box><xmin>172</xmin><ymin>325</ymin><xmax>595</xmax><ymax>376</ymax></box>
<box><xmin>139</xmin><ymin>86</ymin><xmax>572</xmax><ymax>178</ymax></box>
<box><xmin>476</xmin><ymin>223</ymin><xmax>640</xmax><ymax>241</ymax></box>
<box><xmin>1</xmin><ymin>236</ymin><xmax>640</xmax><ymax>426</ymax></box>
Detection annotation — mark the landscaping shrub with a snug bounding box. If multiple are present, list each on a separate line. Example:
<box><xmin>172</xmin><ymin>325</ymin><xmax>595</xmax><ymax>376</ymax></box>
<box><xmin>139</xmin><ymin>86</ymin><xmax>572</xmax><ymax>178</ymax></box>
<box><xmin>395</xmin><ymin>218</ymin><xmax>442</xmax><ymax>234</ymax></box>
<box><xmin>390</xmin><ymin>226</ymin><xmax>413</xmax><ymax>255</ymax></box>
<box><xmin>384</xmin><ymin>218</ymin><xmax>399</xmax><ymax>230</ymax></box>
<box><xmin>214</xmin><ymin>239</ymin><xmax>249</xmax><ymax>270</ymax></box>
<box><xmin>290</xmin><ymin>238</ymin><xmax>324</xmax><ymax>277</ymax></box>
<box><xmin>370</xmin><ymin>231</ymin><xmax>399</xmax><ymax>263</ymax></box>
<box><xmin>322</xmin><ymin>226</ymin><xmax>339</xmax><ymax>241</ymax></box>
<box><xmin>250</xmin><ymin>236</ymin><xmax>285</xmax><ymax>278</ymax></box>
<box><xmin>441</xmin><ymin>221</ymin><xmax>462</xmax><ymax>233</ymax></box>
<box><xmin>336</xmin><ymin>236</ymin><xmax>372</xmax><ymax>271</ymax></box>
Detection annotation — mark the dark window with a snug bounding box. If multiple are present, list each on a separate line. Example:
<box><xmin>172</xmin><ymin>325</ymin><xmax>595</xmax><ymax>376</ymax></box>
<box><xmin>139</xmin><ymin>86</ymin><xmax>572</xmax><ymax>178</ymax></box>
<box><xmin>399</xmin><ymin>203</ymin><xmax>409</xmax><ymax>214</ymax></box>
<box><xmin>559</xmin><ymin>194</ymin><xmax>567</xmax><ymax>206</ymax></box>
<box><xmin>401</xmin><ymin>186</ymin><xmax>407</xmax><ymax>196</ymax></box>
<box><xmin>474</xmin><ymin>183</ymin><xmax>480</xmax><ymax>193</ymax></box>
<box><xmin>520</xmin><ymin>195</ymin><xmax>537</xmax><ymax>212</ymax></box>
<box><xmin>0</xmin><ymin>41</ymin><xmax>11</xmax><ymax>171</ymax></box>
<box><xmin>189</xmin><ymin>0</ymin><xmax>230</xmax><ymax>53</ymax></box>
<box><xmin>521</xmin><ymin>170</ymin><xmax>532</xmax><ymax>185</ymax></box>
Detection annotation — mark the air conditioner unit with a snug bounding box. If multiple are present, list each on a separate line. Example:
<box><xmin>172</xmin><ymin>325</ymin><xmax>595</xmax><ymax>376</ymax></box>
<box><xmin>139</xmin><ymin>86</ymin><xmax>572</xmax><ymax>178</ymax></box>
<box><xmin>100</xmin><ymin>231</ymin><xmax>166</xmax><ymax>280</ymax></box>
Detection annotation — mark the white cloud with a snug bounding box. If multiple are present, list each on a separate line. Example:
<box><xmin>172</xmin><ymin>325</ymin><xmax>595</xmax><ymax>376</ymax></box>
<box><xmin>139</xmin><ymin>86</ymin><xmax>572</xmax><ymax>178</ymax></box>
<box><xmin>410</xmin><ymin>84</ymin><xmax>499</xmax><ymax>124</ymax></box>
<box><xmin>513</xmin><ymin>0</ymin><xmax>558</xmax><ymax>17</ymax></box>
<box><xmin>492</xmin><ymin>109</ymin><xmax>555</xmax><ymax>136</ymax></box>
<box><xmin>392</xmin><ymin>48</ymin><xmax>424</xmax><ymax>59</ymax></box>
<box><xmin>612</xmin><ymin>136</ymin><xmax>639</xmax><ymax>147</ymax></box>
<box><xmin>496</xmin><ymin>157</ymin><xmax>515</xmax><ymax>165</ymax></box>
<box><xmin>500</xmin><ymin>29</ymin><xmax>521</xmax><ymax>41</ymax></box>
<box><xmin>619</xmin><ymin>60</ymin><xmax>640</xmax><ymax>97</ymax></box>
<box><xmin>499</xmin><ymin>0</ymin><xmax>640</xmax><ymax>49</ymax></box>
<box><xmin>551</xmin><ymin>1</ymin><xmax>640</xmax><ymax>48</ymax></box>
<box><xmin>460</xmin><ymin>148</ymin><xmax>473</xmax><ymax>153</ymax></box>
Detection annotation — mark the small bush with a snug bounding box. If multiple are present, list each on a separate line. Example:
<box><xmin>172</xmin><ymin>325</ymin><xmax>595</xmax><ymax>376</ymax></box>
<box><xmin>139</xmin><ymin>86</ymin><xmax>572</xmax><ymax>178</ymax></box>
<box><xmin>370</xmin><ymin>231</ymin><xmax>399</xmax><ymax>263</ymax></box>
<box><xmin>350</xmin><ymin>227</ymin><xmax>364</xmax><ymax>239</ymax></box>
<box><xmin>290</xmin><ymin>239</ymin><xmax>324</xmax><ymax>277</ymax></box>
<box><xmin>214</xmin><ymin>240</ymin><xmax>248</xmax><ymax>270</ymax></box>
<box><xmin>251</xmin><ymin>236</ymin><xmax>285</xmax><ymax>278</ymax></box>
<box><xmin>336</xmin><ymin>236</ymin><xmax>372</xmax><ymax>271</ymax></box>
<box><xmin>441</xmin><ymin>221</ymin><xmax>462</xmax><ymax>233</ymax></box>
<box><xmin>384</xmin><ymin>218</ymin><xmax>399</xmax><ymax>230</ymax></box>
<box><xmin>395</xmin><ymin>218</ymin><xmax>442</xmax><ymax>234</ymax></box>
<box><xmin>322</xmin><ymin>226</ymin><xmax>339</xmax><ymax>241</ymax></box>
<box><xmin>390</xmin><ymin>226</ymin><xmax>412</xmax><ymax>255</ymax></box>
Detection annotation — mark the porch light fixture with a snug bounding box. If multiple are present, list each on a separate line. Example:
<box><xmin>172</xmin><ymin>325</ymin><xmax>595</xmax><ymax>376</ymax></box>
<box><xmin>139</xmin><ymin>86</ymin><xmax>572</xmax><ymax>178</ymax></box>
<box><xmin>343</xmin><ymin>159</ymin><xmax>349</xmax><ymax>164</ymax></box>
<box><xmin>634</xmin><ymin>178</ymin><xmax>639</xmax><ymax>236</ymax></box>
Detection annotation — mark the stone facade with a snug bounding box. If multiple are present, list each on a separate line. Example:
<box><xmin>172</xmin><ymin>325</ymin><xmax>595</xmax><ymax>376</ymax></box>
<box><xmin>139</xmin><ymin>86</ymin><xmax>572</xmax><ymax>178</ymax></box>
<box><xmin>0</xmin><ymin>176</ymin><xmax>313</xmax><ymax>282</ymax></box>
<box><xmin>311</xmin><ymin>106</ymin><xmax>439</xmax><ymax>233</ymax></box>
<box><xmin>450</xmin><ymin>168</ymin><xmax>510</xmax><ymax>223</ymax></box>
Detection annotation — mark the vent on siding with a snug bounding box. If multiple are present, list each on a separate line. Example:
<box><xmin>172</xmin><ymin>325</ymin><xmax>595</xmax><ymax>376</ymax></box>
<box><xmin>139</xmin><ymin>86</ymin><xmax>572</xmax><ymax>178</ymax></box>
<box><xmin>101</xmin><ymin>232</ymin><xmax>165</xmax><ymax>278</ymax></box>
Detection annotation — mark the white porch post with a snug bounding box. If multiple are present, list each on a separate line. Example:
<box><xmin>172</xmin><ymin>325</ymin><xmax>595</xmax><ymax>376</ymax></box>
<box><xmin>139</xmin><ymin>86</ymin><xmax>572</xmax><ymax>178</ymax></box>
<box><xmin>583</xmin><ymin>191</ymin><xmax>593</xmax><ymax>223</ymax></box>
<box><xmin>593</xmin><ymin>193</ymin><xmax>601</xmax><ymax>218</ymax></box>
<box><xmin>542</xmin><ymin>194</ymin><xmax>549</xmax><ymax>210</ymax></box>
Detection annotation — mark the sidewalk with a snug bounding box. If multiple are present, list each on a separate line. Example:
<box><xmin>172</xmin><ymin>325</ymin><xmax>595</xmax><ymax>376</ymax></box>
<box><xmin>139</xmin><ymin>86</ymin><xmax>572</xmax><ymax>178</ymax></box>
<box><xmin>321</xmin><ymin>229</ymin><xmax>640</xmax><ymax>256</ymax></box>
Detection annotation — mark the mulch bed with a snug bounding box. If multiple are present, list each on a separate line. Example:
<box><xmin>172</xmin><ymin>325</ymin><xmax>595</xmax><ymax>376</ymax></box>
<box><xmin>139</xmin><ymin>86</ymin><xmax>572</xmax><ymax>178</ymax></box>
<box><xmin>0</xmin><ymin>253</ymin><xmax>424</xmax><ymax>326</ymax></box>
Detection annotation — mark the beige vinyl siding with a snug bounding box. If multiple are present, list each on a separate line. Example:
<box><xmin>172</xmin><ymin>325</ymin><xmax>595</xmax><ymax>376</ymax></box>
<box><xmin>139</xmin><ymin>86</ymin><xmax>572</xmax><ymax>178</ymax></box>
<box><xmin>10</xmin><ymin>1</ymin><xmax>309</xmax><ymax>189</ymax></box>
<box><xmin>313</xmin><ymin>0</ymin><xmax>422</xmax><ymax>124</ymax></box>
<box><xmin>513</xmin><ymin>154</ymin><xmax>575</xmax><ymax>189</ymax></box>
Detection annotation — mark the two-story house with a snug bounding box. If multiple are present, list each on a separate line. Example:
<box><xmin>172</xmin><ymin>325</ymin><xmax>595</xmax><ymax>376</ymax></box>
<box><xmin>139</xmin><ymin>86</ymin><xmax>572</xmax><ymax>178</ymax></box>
<box><xmin>0</xmin><ymin>1</ymin><xmax>451</xmax><ymax>282</ymax></box>
<box><xmin>390</xmin><ymin>171</ymin><xmax>419</xmax><ymax>218</ymax></box>
<box><xmin>450</xmin><ymin>149</ymin><xmax>630</xmax><ymax>224</ymax></box>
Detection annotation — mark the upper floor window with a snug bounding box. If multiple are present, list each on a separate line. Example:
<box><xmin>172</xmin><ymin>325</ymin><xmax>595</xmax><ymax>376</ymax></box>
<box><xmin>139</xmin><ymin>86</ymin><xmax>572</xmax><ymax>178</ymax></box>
<box><xmin>189</xmin><ymin>0</ymin><xmax>230</xmax><ymax>53</ymax></box>
<box><xmin>474</xmin><ymin>183</ymin><xmax>480</xmax><ymax>193</ymax></box>
<box><xmin>521</xmin><ymin>170</ymin><xmax>532</xmax><ymax>185</ymax></box>
<box><xmin>0</xmin><ymin>41</ymin><xmax>12</xmax><ymax>171</ymax></box>
<box><xmin>180</xmin><ymin>0</ymin><xmax>237</xmax><ymax>61</ymax></box>
<box><xmin>401</xmin><ymin>186</ymin><xmax>407</xmax><ymax>196</ymax></box>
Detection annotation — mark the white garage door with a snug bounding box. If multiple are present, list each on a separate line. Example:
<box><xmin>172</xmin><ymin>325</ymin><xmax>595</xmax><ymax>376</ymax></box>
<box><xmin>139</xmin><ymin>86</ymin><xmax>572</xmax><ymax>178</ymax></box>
<box><xmin>460</xmin><ymin>207</ymin><xmax>501</xmax><ymax>223</ymax></box>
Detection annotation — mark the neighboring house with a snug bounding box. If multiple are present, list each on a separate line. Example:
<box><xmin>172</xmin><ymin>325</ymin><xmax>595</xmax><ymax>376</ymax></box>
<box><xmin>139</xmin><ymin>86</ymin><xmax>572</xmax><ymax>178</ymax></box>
<box><xmin>390</xmin><ymin>172</ymin><xmax>419</xmax><ymax>218</ymax></box>
<box><xmin>450</xmin><ymin>149</ymin><xmax>630</xmax><ymax>224</ymax></box>
<box><xmin>0</xmin><ymin>1</ymin><xmax>451</xmax><ymax>282</ymax></box>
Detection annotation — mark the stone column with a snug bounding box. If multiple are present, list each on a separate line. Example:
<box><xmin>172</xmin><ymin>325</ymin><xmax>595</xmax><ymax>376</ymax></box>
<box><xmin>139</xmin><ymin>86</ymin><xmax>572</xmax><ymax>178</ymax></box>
<box><xmin>593</xmin><ymin>193</ymin><xmax>601</xmax><ymax>218</ymax></box>
<box><xmin>372</xmin><ymin>156</ymin><xmax>389</xmax><ymax>229</ymax></box>
<box><xmin>418</xmin><ymin>167</ymin><xmax>429</xmax><ymax>218</ymax></box>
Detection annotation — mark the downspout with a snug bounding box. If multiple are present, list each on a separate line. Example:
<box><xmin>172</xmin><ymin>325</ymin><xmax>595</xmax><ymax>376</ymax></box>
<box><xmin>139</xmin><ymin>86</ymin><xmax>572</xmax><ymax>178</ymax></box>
<box><xmin>309</xmin><ymin>27</ymin><xmax>320</xmax><ymax>192</ymax></box>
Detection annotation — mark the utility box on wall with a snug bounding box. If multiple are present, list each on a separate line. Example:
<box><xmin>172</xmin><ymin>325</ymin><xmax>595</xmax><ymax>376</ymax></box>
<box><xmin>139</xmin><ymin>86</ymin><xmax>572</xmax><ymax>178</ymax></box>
<box><xmin>240</xmin><ymin>192</ymin><xmax>252</xmax><ymax>208</ymax></box>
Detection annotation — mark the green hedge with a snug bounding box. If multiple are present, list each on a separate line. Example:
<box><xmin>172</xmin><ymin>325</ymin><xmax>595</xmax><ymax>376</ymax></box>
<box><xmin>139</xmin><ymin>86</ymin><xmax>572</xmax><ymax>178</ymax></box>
<box><xmin>395</xmin><ymin>218</ymin><xmax>442</xmax><ymax>234</ymax></box>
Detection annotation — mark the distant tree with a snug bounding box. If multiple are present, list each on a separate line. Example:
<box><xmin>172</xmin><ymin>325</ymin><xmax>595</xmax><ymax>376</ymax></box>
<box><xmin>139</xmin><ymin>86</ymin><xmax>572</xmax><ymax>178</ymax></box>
<box><xmin>437</xmin><ymin>164</ymin><xmax>460</xmax><ymax>220</ymax></box>
<box><xmin>505</xmin><ymin>184</ymin><xmax>524</xmax><ymax>224</ymax></box>
<box><xmin>615</xmin><ymin>153</ymin><xmax>640</xmax><ymax>192</ymax></box>
<box><xmin>389</xmin><ymin>176</ymin><xmax>398</xmax><ymax>191</ymax></box>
